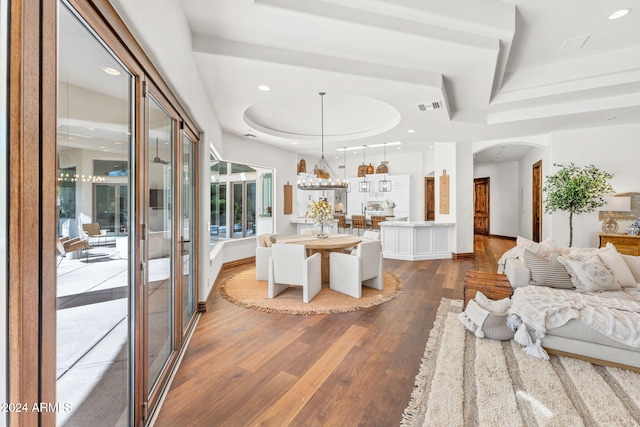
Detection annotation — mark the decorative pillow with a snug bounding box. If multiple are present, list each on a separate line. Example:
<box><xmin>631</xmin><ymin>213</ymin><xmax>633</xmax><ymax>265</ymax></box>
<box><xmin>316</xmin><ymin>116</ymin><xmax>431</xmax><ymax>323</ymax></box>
<box><xmin>596</xmin><ymin>244</ymin><xmax>636</xmax><ymax>287</ymax></box>
<box><xmin>473</xmin><ymin>290</ymin><xmax>510</xmax><ymax>314</ymax></box>
<box><xmin>621</xmin><ymin>254</ymin><xmax>640</xmax><ymax>284</ymax></box>
<box><xmin>458</xmin><ymin>293</ymin><xmax>514</xmax><ymax>341</ymax></box>
<box><xmin>557</xmin><ymin>256</ymin><xmax>621</xmax><ymax>292</ymax></box>
<box><xmin>522</xmin><ymin>249</ymin><xmax>574</xmax><ymax>289</ymax></box>
<box><xmin>516</xmin><ymin>236</ymin><xmax>558</xmax><ymax>259</ymax></box>
<box><xmin>559</xmin><ymin>246</ymin><xmax>601</xmax><ymax>261</ymax></box>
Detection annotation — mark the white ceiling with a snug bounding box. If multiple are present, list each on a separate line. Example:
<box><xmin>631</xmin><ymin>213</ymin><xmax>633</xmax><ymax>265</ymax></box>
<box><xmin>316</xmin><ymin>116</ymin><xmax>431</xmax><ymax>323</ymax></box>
<box><xmin>179</xmin><ymin>0</ymin><xmax>639</xmax><ymax>161</ymax></box>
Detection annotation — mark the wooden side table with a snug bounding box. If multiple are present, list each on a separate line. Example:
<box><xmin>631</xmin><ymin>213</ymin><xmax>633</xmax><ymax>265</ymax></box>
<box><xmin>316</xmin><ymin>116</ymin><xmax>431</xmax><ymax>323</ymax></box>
<box><xmin>599</xmin><ymin>233</ymin><xmax>640</xmax><ymax>256</ymax></box>
<box><xmin>463</xmin><ymin>270</ymin><xmax>513</xmax><ymax>308</ymax></box>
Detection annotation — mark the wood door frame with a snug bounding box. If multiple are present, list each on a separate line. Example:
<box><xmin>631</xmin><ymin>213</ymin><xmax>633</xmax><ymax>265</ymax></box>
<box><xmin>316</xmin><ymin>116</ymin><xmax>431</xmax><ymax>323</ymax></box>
<box><xmin>532</xmin><ymin>160</ymin><xmax>543</xmax><ymax>242</ymax></box>
<box><xmin>8</xmin><ymin>1</ymin><xmax>57</xmax><ymax>424</ymax></box>
<box><xmin>424</xmin><ymin>176</ymin><xmax>435</xmax><ymax>220</ymax></box>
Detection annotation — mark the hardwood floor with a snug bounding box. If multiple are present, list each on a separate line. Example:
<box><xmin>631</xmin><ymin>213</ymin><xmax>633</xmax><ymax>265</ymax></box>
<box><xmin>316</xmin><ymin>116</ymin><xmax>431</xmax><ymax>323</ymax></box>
<box><xmin>154</xmin><ymin>236</ymin><xmax>515</xmax><ymax>426</ymax></box>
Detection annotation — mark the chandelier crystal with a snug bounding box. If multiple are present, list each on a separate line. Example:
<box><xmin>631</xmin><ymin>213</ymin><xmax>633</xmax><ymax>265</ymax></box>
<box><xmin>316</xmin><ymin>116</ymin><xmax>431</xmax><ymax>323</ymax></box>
<box><xmin>297</xmin><ymin>92</ymin><xmax>349</xmax><ymax>190</ymax></box>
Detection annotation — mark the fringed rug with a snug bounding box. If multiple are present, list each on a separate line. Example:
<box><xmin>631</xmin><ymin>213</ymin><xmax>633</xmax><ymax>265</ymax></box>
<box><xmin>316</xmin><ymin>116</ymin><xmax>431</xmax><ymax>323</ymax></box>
<box><xmin>219</xmin><ymin>267</ymin><xmax>402</xmax><ymax>315</ymax></box>
<box><xmin>401</xmin><ymin>298</ymin><xmax>640</xmax><ymax>426</ymax></box>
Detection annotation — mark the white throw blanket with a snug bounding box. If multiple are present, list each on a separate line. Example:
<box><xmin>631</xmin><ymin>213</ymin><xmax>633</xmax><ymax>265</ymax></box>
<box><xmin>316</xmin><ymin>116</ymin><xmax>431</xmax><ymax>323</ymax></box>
<box><xmin>508</xmin><ymin>285</ymin><xmax>640</xmax><ymax>359</ymax></box>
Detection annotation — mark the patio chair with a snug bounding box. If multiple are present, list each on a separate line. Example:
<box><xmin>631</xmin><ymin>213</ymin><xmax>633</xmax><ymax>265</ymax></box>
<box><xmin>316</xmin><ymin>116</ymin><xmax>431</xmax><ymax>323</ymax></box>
<box><xmin>82</xmin><ymin>222</ymin><xmax>107</xmax><ymax>246</ymax></box>
<box><xmin>57</xmin><ymin>236</ymin><xmax>89</xmax><ymax>265</ymax></box>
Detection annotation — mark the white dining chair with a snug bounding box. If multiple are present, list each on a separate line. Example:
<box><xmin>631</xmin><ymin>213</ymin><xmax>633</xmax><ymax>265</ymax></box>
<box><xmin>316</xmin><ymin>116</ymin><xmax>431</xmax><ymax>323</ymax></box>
<box><xmin>330</xmin><ymin>240</ymin><xmax>383</xmax><ymax>298</ymax></box>
<box><xmin>255</xmin><ymin>233</ymin><xmax>274</xmax><ymax>281</ymax></box>
<box><xmin>268</xmin><ymin>243</ymin><xmax>321</xmax><ymax>303</ymax></box>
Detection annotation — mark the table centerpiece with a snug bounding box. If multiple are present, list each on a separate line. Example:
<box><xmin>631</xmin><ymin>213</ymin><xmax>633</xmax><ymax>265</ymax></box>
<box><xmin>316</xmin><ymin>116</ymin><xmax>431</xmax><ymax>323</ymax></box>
<box><xmin>305</xmin><ymin>199</ymin><xmax>334</xmax><ymax>238</ymax></box>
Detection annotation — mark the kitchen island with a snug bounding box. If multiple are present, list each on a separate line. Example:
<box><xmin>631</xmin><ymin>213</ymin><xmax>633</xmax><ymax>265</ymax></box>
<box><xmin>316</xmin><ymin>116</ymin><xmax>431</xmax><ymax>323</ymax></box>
<box><xmin>380</xmin><ymin>221</ymin><xmax>453</xmax><ymax>260</ymax></box>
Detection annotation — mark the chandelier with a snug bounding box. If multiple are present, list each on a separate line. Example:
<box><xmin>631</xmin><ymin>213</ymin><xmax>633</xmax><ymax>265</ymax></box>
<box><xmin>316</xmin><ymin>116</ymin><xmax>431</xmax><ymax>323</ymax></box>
<box><xmin>297</xmin><ymin>92</ymin><xmax>349</xmax><ymax>190</ymax></box>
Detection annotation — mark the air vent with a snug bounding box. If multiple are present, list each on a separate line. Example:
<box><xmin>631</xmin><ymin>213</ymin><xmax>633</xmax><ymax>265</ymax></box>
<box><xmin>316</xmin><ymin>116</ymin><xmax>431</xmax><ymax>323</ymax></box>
<box><xmin>417</xmin><ymin>101</ymin><xmax>442</xmax><ymax>111</ymax></box>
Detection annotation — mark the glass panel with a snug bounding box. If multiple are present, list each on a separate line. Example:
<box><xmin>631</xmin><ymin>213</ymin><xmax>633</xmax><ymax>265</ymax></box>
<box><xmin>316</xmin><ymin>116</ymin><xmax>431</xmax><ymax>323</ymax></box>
<box><xmin>219</xmin><ymin>183</ymin><xmax>227</xmax><ymax>237</ymax></box>
<box><xmin>57</xmin><ymin>3</ymin><xmax>132</xmax><ymax>425</ymax></box>
<box><xmin>147</xmin><ymin>95</ymin><xmax>174</xmax><ymax>394</ymax></box>
<box><xmin>182</xmin><ymin>136</ymin><xmax>195</xmax><ymax>328</ymax></box>
<box><xmin>232</xmin><ymin>182</ymin><xmax>244</xmax><ymax>238</ymax></box>
<box><xmin>211</xmin><ymin>161</ymin><xmax>273</xmax><ymax>241</ymax></box>
<box><xmin>94</xmin><ymin>184</ymin><xmax>128</xmax><ymax>236</ymax></box>
<box><xmin>0</xmin><ymin>0</ymin><xmax>8</xmax><ymax>422</ymax></box>
<box><xmin>209</xmin><ymin>155</ymin><xmax>220</xmax><ymax>248</ymax></box>
<box><xmin>246</xmin><ymin>182</ymin><xmax>256</xmax><ymax>236</ymax></box>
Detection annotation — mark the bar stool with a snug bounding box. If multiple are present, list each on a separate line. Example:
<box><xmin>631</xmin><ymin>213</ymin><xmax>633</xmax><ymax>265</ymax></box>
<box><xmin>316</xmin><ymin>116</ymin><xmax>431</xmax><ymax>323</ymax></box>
<box><xmin>351</xmin><ymin>215</ymin><xmax>367</xmax><ymax>236</ymax></box>
<box><xmin>334</xmin><ymin>214</ymin><xmax>351</xmax><ymax>234</ymax></box>
<box><xmin>370</xmin><ymin>215</ymin><xmax>386</xmax><ymax>231</ymax></box>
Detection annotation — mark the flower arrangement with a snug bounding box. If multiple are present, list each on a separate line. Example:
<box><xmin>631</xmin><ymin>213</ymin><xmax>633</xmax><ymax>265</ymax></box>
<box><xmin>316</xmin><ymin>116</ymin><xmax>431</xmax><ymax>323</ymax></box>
<box><xmin>305</xmin><ymin>199</ymin><xmax>334</xmax><ymax>226</ymax></box>
<box><xmin>383</xmin><ymin>200</ymin><xmax>396</xmax><ymax>209</ymax></box>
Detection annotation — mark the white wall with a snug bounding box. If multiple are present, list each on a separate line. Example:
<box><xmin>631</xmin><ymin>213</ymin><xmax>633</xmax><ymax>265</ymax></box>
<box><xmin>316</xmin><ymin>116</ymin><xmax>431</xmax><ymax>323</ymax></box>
<box><xmin>474</xmin><ymin>161</ymin><xmax>520</xmax><ymax>237</ymax></box>
<box><xmin>548</xmin><ymin>123</ymin><xmax>640</xmax><ymax>248</ymax></box>
<box><xmin>455</xmin><ymin>142</ymin><xmax>474</xmax><ymax>254</ymax></box>
<box><xmin>517</xmin><ymin>145</ymin><xmax>548</xmax><ymax>239</ymax></box>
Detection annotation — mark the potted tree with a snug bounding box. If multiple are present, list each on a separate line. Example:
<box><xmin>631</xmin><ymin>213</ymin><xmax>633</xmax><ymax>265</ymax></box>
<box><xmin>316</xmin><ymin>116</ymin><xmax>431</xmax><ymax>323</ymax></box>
<box><xmin>543</xmin><ymin>163</ymin><xmax>614</xmax><ymax>247</ymax></box>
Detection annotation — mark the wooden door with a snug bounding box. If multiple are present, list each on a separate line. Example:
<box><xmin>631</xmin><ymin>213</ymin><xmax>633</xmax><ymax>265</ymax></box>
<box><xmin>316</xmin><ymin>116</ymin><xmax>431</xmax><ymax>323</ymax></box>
<box><xmin>474</xmin><ymin>177</ymin><xmax>490</xmax><ymax>235</ymax></box>
<box><xmin>424</xmin><ymin>177</ymin><xmax>435</xmax><ymax>220</ymax></box>
<box><xmin>532</xmin><ymin>160</ymin><xmax>542</xmax><ymax>242</ymax></box>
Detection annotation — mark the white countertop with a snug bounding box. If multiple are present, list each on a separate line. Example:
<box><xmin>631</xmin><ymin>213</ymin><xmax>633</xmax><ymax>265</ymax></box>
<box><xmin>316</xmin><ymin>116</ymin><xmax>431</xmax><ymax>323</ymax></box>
<box><xmin>380</xmin><ymin>221</ymin><xmax>454</xmax><ymax>227</ymax></box>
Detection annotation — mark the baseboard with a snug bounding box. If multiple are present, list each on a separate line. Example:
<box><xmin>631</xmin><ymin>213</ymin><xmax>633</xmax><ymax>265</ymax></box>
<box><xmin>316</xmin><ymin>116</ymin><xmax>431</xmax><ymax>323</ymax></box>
<box><xmin>223</xmin><ymin>256</ymin><xmax>254</xmax><ymax>269</ymax></box>
<box><xmin>452</xmin><ymin>252</ymin><xmax>474</xmax><ymax>259</ymax></box>
<box><xmin>488</xmin><ymin>234</ymin><xmax>516</xmax><ymax>241</ymax></box>
<box><xmin>197</xmin><ymin>257</ymin><xmax>254</xmax><ymax>312</ymax></box>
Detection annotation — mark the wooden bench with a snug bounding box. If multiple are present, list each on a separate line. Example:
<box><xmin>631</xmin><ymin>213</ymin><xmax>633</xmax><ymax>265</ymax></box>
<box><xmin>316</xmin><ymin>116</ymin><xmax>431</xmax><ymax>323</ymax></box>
<box><xmin>463</xmin><ymin>270</ymin><xmax>513</xmax><ymax>307</ymax></box>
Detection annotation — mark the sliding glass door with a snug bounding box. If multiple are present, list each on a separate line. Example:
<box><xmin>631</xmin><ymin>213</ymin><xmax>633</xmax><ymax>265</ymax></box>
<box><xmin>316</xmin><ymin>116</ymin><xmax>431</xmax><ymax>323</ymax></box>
<box><xmin>57</xmin><ymin>3</ymin><xmax>133</xmax><ymax>425</ymax></box>
<box><xmin>181</xmin><ymin>135</ymin><xmax>196</xmax><ymax>329</ymax></box>
<box><xmin>146</xmin><ymin>93</ymin><xmax>175</xmax><ymax>404</ymax></box>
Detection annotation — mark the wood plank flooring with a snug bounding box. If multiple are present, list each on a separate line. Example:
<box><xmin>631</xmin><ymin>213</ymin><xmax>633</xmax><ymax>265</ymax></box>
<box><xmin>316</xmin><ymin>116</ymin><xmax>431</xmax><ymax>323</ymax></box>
<box><xmin>154</xmin><ymin>235</ymin><xmax>515</xmax><ymax>426</ymax></box>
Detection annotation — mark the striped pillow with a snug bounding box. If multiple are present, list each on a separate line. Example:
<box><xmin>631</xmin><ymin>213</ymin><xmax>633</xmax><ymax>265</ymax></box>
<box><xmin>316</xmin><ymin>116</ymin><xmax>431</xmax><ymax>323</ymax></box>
<box><xmin>522</xmin><ymin>249</ymin><xmax>574</xmax><ymax>289</ymax></box>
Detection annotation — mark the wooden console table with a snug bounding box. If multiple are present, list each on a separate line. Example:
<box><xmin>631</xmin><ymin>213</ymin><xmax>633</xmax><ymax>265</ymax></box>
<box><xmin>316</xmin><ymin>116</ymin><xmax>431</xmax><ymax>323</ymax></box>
<box><xmin>463</xmin><ymin>270</ymin><xmax>513</xmax><ymax>308</ymax></box>
<box><xmin>599</xmin><ymin>234</ymin><xmax>640</xmax><ymax>256</ymax></box>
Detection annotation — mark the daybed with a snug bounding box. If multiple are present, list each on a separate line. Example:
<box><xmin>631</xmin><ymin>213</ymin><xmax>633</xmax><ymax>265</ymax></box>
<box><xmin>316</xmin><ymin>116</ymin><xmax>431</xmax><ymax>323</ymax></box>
<box><xmin>501</xmin><ymin>237</ymin><xmax>640</xmax><ymax>372</ymax></box>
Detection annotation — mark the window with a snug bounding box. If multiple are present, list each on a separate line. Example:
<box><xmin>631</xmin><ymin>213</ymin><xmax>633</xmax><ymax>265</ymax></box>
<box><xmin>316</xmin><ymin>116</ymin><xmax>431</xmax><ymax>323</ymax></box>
<box><xmin>209</xmin><ymin>160</ymin><xmax>274</xmax><ymax>244</ymax></box>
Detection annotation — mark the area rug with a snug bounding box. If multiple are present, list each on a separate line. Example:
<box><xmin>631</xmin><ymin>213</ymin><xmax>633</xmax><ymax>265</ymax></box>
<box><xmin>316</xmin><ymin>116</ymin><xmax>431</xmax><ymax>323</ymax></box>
<box><xmin>401</xmin><ymin>298</ymin><xmax>640</xmax><ymax>427</ymax></box>
<box><xmin>219</xmin><ymin>267</ymin><xmax>402</xmax><ymax>315</ymax></box>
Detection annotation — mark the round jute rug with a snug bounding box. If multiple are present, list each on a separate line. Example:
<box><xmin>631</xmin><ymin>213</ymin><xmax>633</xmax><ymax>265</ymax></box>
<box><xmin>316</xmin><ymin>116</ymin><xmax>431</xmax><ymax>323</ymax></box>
<box><xmin>219</xmin><ymin>267</ymin><xmax>403</xmax><ymax>315</ymax></box>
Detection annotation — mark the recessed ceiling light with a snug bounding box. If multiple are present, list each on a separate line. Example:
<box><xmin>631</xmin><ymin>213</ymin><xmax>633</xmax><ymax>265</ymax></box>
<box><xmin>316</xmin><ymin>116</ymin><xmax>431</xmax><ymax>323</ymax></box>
<box><xmin>102</xmin><ymin>67</ymin><xmax>121</xmax><ymax>76</ymax></box>
<box><xmin>114</xmin><ymin>141</ymin><xmax>123</xmax><ymax>145</ymax></box>
<box><xmin>367</xmin><ymin>141</ymin><xmax>402</xmax><ymax>148</ymax></box>
<box><xmin>429</xmin><ymin>145</ymin><xmax>433</xmax><ymax>149</ymax></box>
<box><xmin>407</xmin><ymin>129</ymin><xmax>415</xmax><ymax>133</ymax></box>
<box><xmin>336</xmin><ymin>146</ymin><xmax>366</xmax><ymax>151</ymax></box>
<box><xmin>608</xmin><ymin>9</ymin><xmax>631</xmax><ymax>20</ymax></box>
<box><xmin>258</xmin><ymin>84</ymin><xmax>271</xmax><ymax>91</ymax></box>
<box><xmin>291</xmin><ymin>141</ymin><xmax>298</xmax><ymax>145</ymax></box>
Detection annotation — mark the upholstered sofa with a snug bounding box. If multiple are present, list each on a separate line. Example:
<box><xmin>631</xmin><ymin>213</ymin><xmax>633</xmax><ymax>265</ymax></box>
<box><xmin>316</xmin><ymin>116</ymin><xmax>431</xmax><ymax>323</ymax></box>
<box><xmin>503</xmin><ymin>241</ymin><xmax>640</xmax><ymax>371</ymax></box>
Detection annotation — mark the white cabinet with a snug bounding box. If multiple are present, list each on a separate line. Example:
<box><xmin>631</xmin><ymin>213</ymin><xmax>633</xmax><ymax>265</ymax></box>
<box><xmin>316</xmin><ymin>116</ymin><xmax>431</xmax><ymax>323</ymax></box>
<box><xmin>347</xmin><ymin>174</ymin><xmax>410</xmax><ymax>218</ymax></box>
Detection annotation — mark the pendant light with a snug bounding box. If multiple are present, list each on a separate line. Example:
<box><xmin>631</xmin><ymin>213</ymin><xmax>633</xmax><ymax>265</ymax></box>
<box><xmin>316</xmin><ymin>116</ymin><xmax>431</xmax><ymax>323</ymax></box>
<box><xmin>297</xmin><ymin>92</ymin><xmax>348</xmax><ymax>190</ymax></box>
<box><xmin>359</xmin><ymin>147</ymin><xmax>370</xmax><ymax>192</ymax></box>
<box><xmin>338</xmin><ymin>146</ymin><xmax>350</xmax><ymax>193</ymax></box>
<box><xmin>378</xmin><ymin>143</ymin><xmax>391</xmax><ymax>192</ymax></box>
